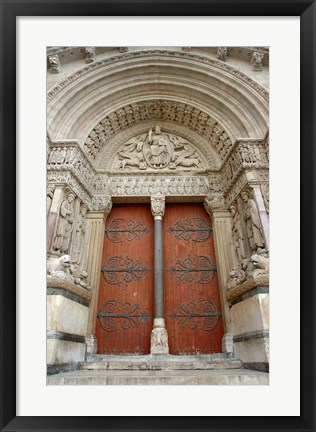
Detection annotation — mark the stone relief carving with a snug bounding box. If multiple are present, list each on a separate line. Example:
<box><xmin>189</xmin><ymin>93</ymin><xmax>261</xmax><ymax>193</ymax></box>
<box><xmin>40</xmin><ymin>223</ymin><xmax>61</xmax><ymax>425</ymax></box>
<box><xmin>47</xmin><ymin>50</ymin><xmax>269</xmax><ymax>103</ymax></box>
<box><xmin>150</xmin><ymin>319</ymin><xmax>169</xmax><ymax>355</ymax></box>
<box><xmin>52</xmin><ymin>191</ymin><xmax>75</xmax><ymax>254</ymax></box>
<box><xmin>71</xmin><ymin>204</ymin><xmax>87</xmax><ymax>265</ymax></box>
<box><xmin>91</xmin><ymin>195</ymin><xmax>112</xmax><ymax>215</ymax></box>
<box><xmin>47</xmin><ymin>254</ymin><xmax>91</xmax><ymax>289</ymax></box>
<box><xmin>241</xmin><ymin>190</ymin><xmax>265</xmax><ymax>252</ymax></box>
<box><xmin>83</xmin><ymin>100</ymin><xmax>232</xmax><ymax>162</ymax></box>
<box><xmin>48</xmin><ymin>171</ymin><xmax>92</xmax><ymax>210</ymax></box>
<box><xmin>227</xmin><ymin>266</ymin><xmax>246</xmax><ymax>291</ymax></box>
<box><xmin>261</xmin><ymin>183</ymin><xmax>269</xmax><ymax>214</ymax></box>
<box><xmin>114</xmin><ymin>126</ymin><xmax>204</xmax><ymax>172</ymax></box>
<box><xmin>204</xmin><ymin>194</ymin><xmax>226</xmax><ymax>214</ymax></box>
<box><xmin>47</xmin><ymin>184</ymin><xmax>55</xmax><ymax>215</ymax></box>
<box><xmin>217</xmin><ymin>47</ymin><xmax>228</xmax><ymax>61</ymax></box>
<box><xmin>251</xmin><ymin>52</ymin><xmax>264</xmax><ymax>71</ymax></box>
<box><xmin>48</xmin><ymin>55</ymin><xmax>60</xmax><ymax>73</ymax></box>
<box><xmin>85</xmin><ymin>47</ymin><xmax>95</xmax><ymax>63</ymax></box>
<box><xmin>109</xmin><ymin>176</ymin><xmax>208</xmax><ymax>197</ymax></box>
<box><xmin>229</xmin><ymin>203</ymin><xmax>247</xmax><ymax>261</ymax></box>
<box><xmin>151</xmin><ymin>195</ymin><xmax>165</xmax><ymax>218</ymax></box>
<box><xmin>47</xmin><ymin>254</ymin><xmax>73</xmax><ymax>282</ymax></box>
<box><xmin>249</xmin><ymin>251</ymin><xmax>269</xmax><ymax>278</ymax></box>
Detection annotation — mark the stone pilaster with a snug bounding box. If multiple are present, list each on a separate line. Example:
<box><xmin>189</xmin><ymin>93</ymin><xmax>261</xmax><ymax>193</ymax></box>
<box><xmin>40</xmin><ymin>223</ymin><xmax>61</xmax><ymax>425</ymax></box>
<box><xmin>251</xmin><ymin>185</ymin><xmax>270</xmax><ymax>250</ymax></box>
<box><xmin>150</xmin><ymin>195</ymin><xmax>169</xmax><ymax>355</ymax></box>
<box><xmin>204</xmin><ymin>198</ymin><xmax>235</xmax><ymax>355</ymax></box>
<box><xmin>85</xmin><ymin>198</ymin><xmax>112</xmax><ymax>343</ymax></box>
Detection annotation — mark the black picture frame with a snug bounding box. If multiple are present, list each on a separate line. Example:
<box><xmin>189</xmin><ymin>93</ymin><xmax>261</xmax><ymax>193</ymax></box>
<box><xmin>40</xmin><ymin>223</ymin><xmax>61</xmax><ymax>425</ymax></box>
<box><xmin>1</xmin><ymin>1</ymin><xmax>315</xmax><ymax>431</ymax></box>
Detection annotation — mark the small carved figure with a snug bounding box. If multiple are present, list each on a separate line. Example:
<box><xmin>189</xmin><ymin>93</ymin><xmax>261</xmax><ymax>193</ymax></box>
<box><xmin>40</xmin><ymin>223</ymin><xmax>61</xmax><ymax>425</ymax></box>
<box><xmin>70</xmin><ymin>263</ymin><xmax>90</xmax><ymax>289</ymax></box>
<box><xmin>241</xmin><ymin>191</ymin><xmax>265</xmax><ymax>252</ymax></box>
<box><xmin>251</xmin><ymin>52</ymin><xmax>264</xmax><ymax>71</ymax></box>
<box><xmin>48</xmin><ymin>55</ymin><xmax>60</xmax><ymax>73</ymax></box>
<box><xmin>85</xmin><ymin>47</ymin><xmax>95</xmax><ymax>63</ymax></box>
<box><xmin>150</xmin><ymin>327</ymin><xmax>169</xmax><ymax>354</ymax></box>
<box><xmin>151</xmin><ymin>196</ymin><xmax>165</xmax><ymax>218</ymax></box>
<box><xmin>217</xmin><ymin>47</ymin><xmax>228</xmax><ymax>61</ymax></box>
<box><xmin>47</xmin><ymin>185</ymin><xmax>55</xmax><ymax>216</ymax></box>
<box><xmin>230</xmin><ymin>204</ymin><xmax>247</xmax><ymax>261</ymax></box>
<box><xmin>52</xmin><ymin>192</ymin><xmax>75</xmax><ymax>254</ymax></box>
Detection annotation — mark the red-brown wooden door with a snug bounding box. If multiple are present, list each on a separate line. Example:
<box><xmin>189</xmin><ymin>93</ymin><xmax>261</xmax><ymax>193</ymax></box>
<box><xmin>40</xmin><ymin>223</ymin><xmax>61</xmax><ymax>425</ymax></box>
<box><xmin>96</xmin><ymin>204</ymin><xmax>154</xmax><ymax>355</ymax></box>
<box><xmin>163</xmin><ymin>203</ymin><xmax>223</xmax><ymax>355</ymax></box>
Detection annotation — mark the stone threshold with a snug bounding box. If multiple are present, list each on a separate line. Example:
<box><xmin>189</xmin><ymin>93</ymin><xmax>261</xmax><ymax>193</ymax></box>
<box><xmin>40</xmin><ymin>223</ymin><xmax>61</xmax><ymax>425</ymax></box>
<box><xmin>47</xmin><ymin>368</ymin><xmax>269</xmax><ymax>385</ymax></box>
<box><xmin>81</xmin><ymin>353</ymin><xmax>242</xmax><ymax>371</ymax></box>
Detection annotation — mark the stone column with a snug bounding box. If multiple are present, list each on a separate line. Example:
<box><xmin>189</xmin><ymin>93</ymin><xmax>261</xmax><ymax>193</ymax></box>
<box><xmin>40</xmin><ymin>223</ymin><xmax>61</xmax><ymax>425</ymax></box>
<box><xmin>251</xmin><ymin>185</ymin><xmax>270</xmax><ymax>250</ymax></box>
<box><xmin>47</xmin><ymin>185</ymin><xmax>65</xmax><ymax>252</ymax></box>
<box><xmin>150</xmin><ymin>195</ymin><xmax>169</xmax><ymax>355</ymax></box>
<box><xmin>204</xmin><ymin>196</ymin><xmax>235</xmax><ymax>356</ymax></box>
<box><xmin>84</xmin><ymin>197</ymin><xmax>112</xmax><ymax>354</ymax></box>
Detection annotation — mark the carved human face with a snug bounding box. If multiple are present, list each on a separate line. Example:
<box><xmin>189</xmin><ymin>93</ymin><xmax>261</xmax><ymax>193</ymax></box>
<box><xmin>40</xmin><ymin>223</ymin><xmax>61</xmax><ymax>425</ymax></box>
<box><xmin>155</xmin><ymin>126</ymin><xmax>161</xmax><ymax>134</ymax></box>
<box><xmin>81</xmin><ymin>206</ymin><xmax>87</xmax><ymax>216</ymax></box>
<box><xmin>230</xmin><ymin>206</ymin><xmax>236</xmax><ymax>215</ymax></box>
<box><xmin>67</xmin><ymin>194</ymin><xmax>75</xmax><ymax>202</ymax></box>
<box><xmin>241</xmin><ymin>193</ymin><xmax>248</xmax><ymax>203</ymax></box>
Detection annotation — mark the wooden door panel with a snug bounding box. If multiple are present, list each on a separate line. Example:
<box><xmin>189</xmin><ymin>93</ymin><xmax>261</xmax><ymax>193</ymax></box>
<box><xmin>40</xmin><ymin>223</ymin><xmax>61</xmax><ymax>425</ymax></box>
<box><xmin>96</xmin><ymin>204</ymin><xmax>154</xmax><ymax>355</ymax></box>
<box><xmin>163</xmin><ymin>203</ymin><xmax>223</xmax><ymax>355</ymax></box>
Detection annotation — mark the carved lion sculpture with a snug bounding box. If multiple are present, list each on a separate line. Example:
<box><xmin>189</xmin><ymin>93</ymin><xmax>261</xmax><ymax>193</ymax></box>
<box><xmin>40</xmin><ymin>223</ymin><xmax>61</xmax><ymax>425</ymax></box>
<box><xmin>227</xmin><ymin>266</ymin><xmax>246</xmax><ymax>291</ymax></box>
<box><xmin>47</xmin><ymin>254</ymin><xmax>74</xmax><ymax>282</ymax></box>
<box><xmin>249</xmin><ymin>253</ymin><xmax>269</xmax><ymax>278</ymax></box>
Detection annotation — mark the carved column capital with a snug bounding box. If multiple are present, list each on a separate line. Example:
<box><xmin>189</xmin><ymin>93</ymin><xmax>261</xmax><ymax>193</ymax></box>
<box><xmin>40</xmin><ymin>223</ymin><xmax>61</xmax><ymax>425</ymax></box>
<box><xmin>204</xmin><ymin>193</ymin><xmax>226</xmax><ymax>218</ymax></box>
<box><xmin>91</xmin><ymin>195</ymin><xmax>112</xmax><ymax>218</ymax></box>
<box><xmin>151</xmin><ymin>195</ymin><xmax>165</xmax><ymax>220</ymax></box>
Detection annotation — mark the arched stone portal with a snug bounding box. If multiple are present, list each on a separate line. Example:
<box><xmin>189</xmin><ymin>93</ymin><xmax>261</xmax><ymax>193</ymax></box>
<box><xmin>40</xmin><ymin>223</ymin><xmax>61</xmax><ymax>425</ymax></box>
<box><xmin>47</xmin><ymin>47</ymin><xmax>269</xmax><ymax>382</ymax></box>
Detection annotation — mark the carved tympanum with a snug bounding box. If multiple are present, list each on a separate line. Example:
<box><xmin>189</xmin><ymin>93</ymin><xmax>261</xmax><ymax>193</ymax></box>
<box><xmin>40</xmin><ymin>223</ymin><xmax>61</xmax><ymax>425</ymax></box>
<box><xmin>114</xmin><ymin>126</ymin><xmax>203</xmax><ymax>172</ymax></box>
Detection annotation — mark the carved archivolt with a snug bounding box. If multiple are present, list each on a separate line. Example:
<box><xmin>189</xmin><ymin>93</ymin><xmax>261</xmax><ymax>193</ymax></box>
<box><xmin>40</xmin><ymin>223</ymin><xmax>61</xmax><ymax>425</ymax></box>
<box><xmin>84</xmin><ymin>100</ymin><xmax>233</xmax><ymax>165</ymax></box>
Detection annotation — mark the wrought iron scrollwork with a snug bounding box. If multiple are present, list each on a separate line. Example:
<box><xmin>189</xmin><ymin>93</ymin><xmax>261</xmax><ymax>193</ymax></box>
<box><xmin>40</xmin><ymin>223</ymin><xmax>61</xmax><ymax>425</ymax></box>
<box><xmin>105</xmin><ymin>218</ymin><xmax>150</xmax><ymax>243</ymax></box>
<box><xmin>97</xmin><ymin>300</ymin><xmax>151</xmax><ymax>332</ymax></box>
<box><xmin>167</xmin><ymin>217</ymin><xmax>212</xmax><ymax>242</ymax></box>
<box><xmin>101</xmin><ymin>256</ymin><xmax>150</xmax><ymax>285</ymax></box>
<box><xmin>168</xmin><ymin>299</ymin><xmax>221</xmax><ymax>331</ymax></box>
<box><xmin>168</xmin><ymin>255</ymin><xmax>217</xmax><ymax>284</ymax></box>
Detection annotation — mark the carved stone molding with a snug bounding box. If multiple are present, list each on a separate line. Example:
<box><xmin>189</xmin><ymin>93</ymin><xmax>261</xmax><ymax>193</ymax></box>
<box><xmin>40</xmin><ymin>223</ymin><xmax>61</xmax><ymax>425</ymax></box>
<box><xmin>83</xmin><ymin>100</ymin><xmax>232</xmax><ymax>164</ymax></box>
<box><xmin>47</xmin><ymin>275</ymin><xmax>92</xmax><ymax>301</ymax></box>
<box><xmin>109</xmin><ymin>175</ymin><xmax>209</xmax><ymax>197</ymax></box>
<box><xmin>47</xmin><ymin>49</ymin><xmax>269</xmax><ymax>103</ymax></box>
<box><xmin>151</xmin><ymin>195</ymin><xmax>165</xmax><ymax>218</ymax></box>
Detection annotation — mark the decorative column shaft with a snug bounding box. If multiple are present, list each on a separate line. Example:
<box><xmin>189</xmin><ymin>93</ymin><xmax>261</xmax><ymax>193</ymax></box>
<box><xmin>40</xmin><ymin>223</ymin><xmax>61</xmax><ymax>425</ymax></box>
<box><xmin>150</xmin><ymin>195</ymin><xmax>169</xmax><ymax>355</ymax></box>
<box><xmin>84</xmin><ymin>198</ymin><xmax>112</xmax><ymax>354</ymax></box>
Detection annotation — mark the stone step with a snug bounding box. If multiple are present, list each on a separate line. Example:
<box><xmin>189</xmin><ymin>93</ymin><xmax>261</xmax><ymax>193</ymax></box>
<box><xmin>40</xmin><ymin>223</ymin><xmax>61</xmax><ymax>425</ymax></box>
<box><xmin>47</xmin><ymin>369</ymin><xmax>269</xmax><ymax>385</ymax></box>
<box><xmin>80</xmin><ymin>354</ymin><xmax>242</xmax><ymax>371</ymax></box>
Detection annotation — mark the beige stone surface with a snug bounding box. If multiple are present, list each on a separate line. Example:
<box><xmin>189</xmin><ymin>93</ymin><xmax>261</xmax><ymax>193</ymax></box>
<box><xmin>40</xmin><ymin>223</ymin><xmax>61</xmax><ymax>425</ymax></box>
<box><xmin>47</xmin><ymin>295</ymin><xmax>89</xmax><ymax>336</ymax></box>
<box><xmin>230</xmin><ymin>293</ymin><xmax>269</xmax><ymax>335</ymax></box>
<box><xmin>227</xmin><ymin>276</ymin><xmax>269</xmax><ymax>301</ymax></box>
<box><xmin>47</xmin><ymin>339</ymin><xmax>86</xmax><ymax>365</ymax></box>
<box><xmin>234</xmin><ymin>337</ymin><xmax>269</xmax><ymax>364</ymax></box>
<box><xmin>47</xmin><ymin>368</ymin><xmax>269</xmax><ymax>385</ymax></box>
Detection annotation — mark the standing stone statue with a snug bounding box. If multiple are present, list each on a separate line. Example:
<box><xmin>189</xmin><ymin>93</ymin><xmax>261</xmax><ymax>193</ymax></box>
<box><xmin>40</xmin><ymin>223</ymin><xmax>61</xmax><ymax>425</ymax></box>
<box><xmin>148</xmin><ymin>126</ymin><xmax>168</xmax><ymax>167</ymax></box>
<box><xmin>52</xmin><ymin>192</ymin><xmax>75</xmax><ymax>254</ymax></box>
<box><xmin>241</xmin><ymin>191</ymin><xmax>264</xmax><ymax>252</ymax></box>
<box><xmin>230</xmin><ymin>204</ymin><xmax>246</xmax><ymax>261</ymax></box>
<box><xmin>72</xmin><ymin>205</ymin><xmax>87</xmax><ymax>265</ymax></box>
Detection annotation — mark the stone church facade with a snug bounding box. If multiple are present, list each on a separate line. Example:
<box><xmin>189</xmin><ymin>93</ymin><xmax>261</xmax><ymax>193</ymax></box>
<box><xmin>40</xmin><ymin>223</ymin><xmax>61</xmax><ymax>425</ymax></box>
<box><xmin>47</xmin><ymin>47</ymin><xmax>269</xmax><ymax>384</ymax></box>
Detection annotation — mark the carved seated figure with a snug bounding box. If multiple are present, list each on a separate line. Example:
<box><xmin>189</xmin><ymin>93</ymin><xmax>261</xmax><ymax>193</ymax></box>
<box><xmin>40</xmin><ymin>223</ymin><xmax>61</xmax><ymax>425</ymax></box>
<box><xmin>70</xmin><ymin>263</ymin><xmax>90</xmax><ymax>289</ymax></box>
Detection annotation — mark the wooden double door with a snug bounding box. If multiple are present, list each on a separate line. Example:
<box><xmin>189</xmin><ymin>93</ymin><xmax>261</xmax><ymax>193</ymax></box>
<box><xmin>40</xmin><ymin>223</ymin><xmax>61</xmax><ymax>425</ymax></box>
<box><xmin>96</xmin><ymin>203</ymin><xmax>223</xmax><ymax>355</ymax></box>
